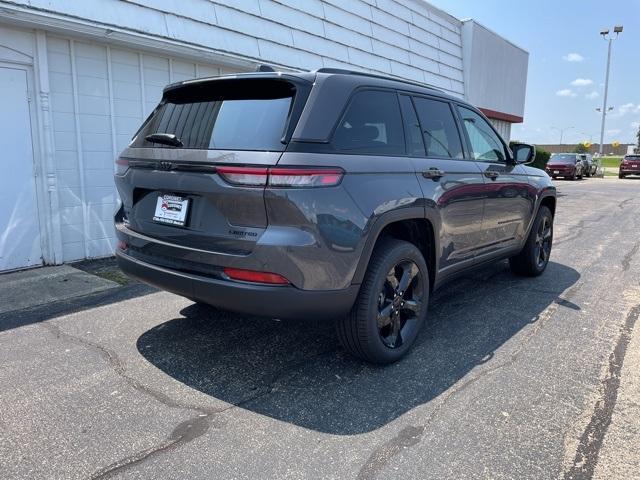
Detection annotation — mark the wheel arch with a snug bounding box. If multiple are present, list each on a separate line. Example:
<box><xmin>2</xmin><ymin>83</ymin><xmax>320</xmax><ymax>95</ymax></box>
<box><xmin>352</xmin><ymin>208</ymin><xmax>438</xmax><ymax>292</ymax></box>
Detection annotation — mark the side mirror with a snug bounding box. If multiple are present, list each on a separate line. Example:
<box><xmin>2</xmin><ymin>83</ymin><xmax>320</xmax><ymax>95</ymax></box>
<box><xmin>511</xmin><ymin>143</ymin><xmax>536</xmax><ymax>164</ymax></box>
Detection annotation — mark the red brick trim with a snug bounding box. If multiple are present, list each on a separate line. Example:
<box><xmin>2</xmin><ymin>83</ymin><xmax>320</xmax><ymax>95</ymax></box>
<box><xmin>478</xmin><ymin>107</ymin><xmax>523</xmax><ymax>124</ymax></box>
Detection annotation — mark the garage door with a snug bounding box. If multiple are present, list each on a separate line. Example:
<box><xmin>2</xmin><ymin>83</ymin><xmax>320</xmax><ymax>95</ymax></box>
<box><xmin>0</xmin><ymin>65</ymin><xmax>42</xmax><ymax>271</ymax></box>
<box><xmin>46</xmin><ymin>35</ymin><xmax>244</xmax><ymax>262</ymax></box>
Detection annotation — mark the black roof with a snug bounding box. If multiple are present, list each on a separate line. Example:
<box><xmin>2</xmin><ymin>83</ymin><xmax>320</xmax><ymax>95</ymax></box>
<box><xmin>163</xmin><ymin>67</ymin><xmax>456</xmax><ymax>101</ymax></box>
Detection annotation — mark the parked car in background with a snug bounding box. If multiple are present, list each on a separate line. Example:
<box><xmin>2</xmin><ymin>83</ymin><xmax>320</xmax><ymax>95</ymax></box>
<box><xmin>546</xmin><ymin>153</ymin><xmax>585</xmax><ymax>180</ymax></box>
<box><xmin>579</xmin><ymin>154</ymin><xmax>596</xmax><ymax>177</ymax></box>
<box><xmin>619</xmin><ymin>154</ymin><xmax>640</xmax><ymax>179</ymax></box>
<box><xmin>114</xmin><ymin>68</ymin><xmax>556</xmax><ymax>364</ymax></box>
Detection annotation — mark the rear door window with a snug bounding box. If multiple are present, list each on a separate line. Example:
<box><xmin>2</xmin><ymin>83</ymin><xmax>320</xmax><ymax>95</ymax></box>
<box><xmin>331</xmin><ymin>90</ymin><xmax>405</xmax><ymax>155</ymax></box>
<box><xmin>412</xmin><ymin>97</ymin><xmax>464</xmax><ymax>159</ymax></box>
<box><xmin>132</xmin><ymin>79</ymin><xmax>295</xmax><ymax>151</ymax></box>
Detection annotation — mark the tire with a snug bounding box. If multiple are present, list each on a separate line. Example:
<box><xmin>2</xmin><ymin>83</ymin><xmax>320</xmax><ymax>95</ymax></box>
<box><xmin>552</xmin><ymin>176</ymin><xmax>557</xmax><ymax>180</ymax></box>
<box><xmin>619</xmin><ymin>173</ymin><xmax>625</xmax><ymax>179</ymax></box>
<box><xmin>336</xmin><ymin>238</ymin><xmax>429</xmax><ymax>364</ymax></box>
<box><xmin>571</xmin><ymin>171</ymin><xmax>577</xmax><ymax>181</ymax></box>
<box><xmin>509</xmin><ymin>206</ymin><xmax>553</xmax><ymax>277</ymax></box>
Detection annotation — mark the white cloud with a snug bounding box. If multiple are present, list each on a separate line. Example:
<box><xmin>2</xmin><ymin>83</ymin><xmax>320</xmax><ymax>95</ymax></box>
<box><xmin>571</xmin><ymin>78</ymin><xmax>593</xmax><ymax>87</ymax></box>
<box><xmin>606</xmin><ymin>129</ymin><xmax>621</xmax><ymax>136</ymax></box>
<box><xmin>556</xmin><ymin>89</ymin><xmax>577</xmax><ymax>97</ymax></box>
<box><xmin>586</xmin><ymin>91</ymin><xmax>599</xmax><ymax>99</ymax></box>
<box><xmin>631</xmin><ymin>121</ymin><xmax>640</xmax><ymax>133</ymax></box>
<box><xmin>563</xmin><ymin>53</ymin><xmax>584</xmax><ymax>62</ymax></box>
<box><xmin>613</xmin><ymin>103</ymin><xmax>640</xmax><ymax>117</ymax></box>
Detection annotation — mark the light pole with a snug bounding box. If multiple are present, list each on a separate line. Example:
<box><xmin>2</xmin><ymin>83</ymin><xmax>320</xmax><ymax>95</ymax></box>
<box><xmin>598</xmin><ymin>25</ymin><xmax>623</xmax><ymax>156</ymax></box>
<box><xmin>551</xmin><ymin>125</ymin><xmax>574</xmax><ymax>144</ymax></box>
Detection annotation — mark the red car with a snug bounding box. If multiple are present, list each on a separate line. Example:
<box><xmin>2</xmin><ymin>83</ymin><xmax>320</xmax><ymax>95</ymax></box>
<box><xmin>546</xmin><ymin>153</ymin><xmax>585</xmax><ymax>180</ymax></box>
<box><xmin>619</xmin><ymin>154</ymin><xmax>640</xmax><ymax>179</ymax></box>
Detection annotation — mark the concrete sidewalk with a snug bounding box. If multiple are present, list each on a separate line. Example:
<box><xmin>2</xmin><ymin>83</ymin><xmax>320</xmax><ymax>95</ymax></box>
<box><xmin>0</xmin><ymin>264</ymin><xmax>119</xmax><ymax>314</ymax></box>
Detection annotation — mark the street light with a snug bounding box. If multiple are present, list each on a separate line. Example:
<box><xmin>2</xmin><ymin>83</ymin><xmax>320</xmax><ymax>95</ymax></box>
<box><xmin>551</xmin><ymin>125</ymin><xmax>574</xmax><ymax>144</ymax></box>
<box><xmin>598</xmin><ymin>25</ymin><xmax>623</xmax><ymax>155</ymax></box>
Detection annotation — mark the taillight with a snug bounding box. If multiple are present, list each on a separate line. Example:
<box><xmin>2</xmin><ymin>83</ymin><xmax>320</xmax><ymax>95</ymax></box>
<box><xmin>216</xmin><ymin>166</ymin><xmax>268</xmax><ymax>186</ymax></box>
<box><xmin>223</xmin><ymin>267</ymin><xmax>289</xmax><ymax>285</ymax></box>
<box><xmin>115</xmin><ymin>157</ymin><xmax>129</xmax><ymax>175</ymax></box>
<box><xmin>268</xmin><ymin>168</ymin><xmax>343</xmax><ymax>187</ymax></box>
<box><xmin>216</xmin><ymin>166</ymin><xmax>344</xmax><ymax>188</ymax></box>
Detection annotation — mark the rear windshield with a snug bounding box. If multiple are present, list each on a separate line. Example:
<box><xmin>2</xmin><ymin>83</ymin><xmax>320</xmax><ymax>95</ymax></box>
<box><xmin>625</xmin><ymin>155</ymin><xmax>640</xmax><ymax>160</ymax></box>
<box><xmin>550</xmin><ymin>154</ymin><xmax>577</xmax><ymax>164</ymax></box>
<box><xmin>132</xmin><ymin>79</ymin><xmax>295</xmax><ymax>151</ymax></box>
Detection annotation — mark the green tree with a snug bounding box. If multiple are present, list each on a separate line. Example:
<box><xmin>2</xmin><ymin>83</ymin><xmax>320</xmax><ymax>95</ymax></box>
<box><xmin>636</xmin><ymin>125</ymin><xmax>640</xmax><ymax>153</ymax></box>
<box><xmin>573</xmin><ymin>143</ymin><xmax>588</xmax><ymax>154</ymax></box>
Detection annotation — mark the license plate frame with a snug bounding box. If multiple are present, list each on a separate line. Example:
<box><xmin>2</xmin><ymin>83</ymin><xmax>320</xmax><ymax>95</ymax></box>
<box><xmin>553</xmin><ymin>170</ymin><xmax>560</xmax><ymax>174</ymax></box>
<box><xmin>153</xmin><ymin>194</ymin><xmax>190</xmax><ymax>227</ymax></box>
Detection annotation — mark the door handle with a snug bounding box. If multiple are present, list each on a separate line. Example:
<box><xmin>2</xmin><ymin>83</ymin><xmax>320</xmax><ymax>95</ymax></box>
<box><xmin>422</xmin><ymin>168</ymin><xmax>445</xmax><ymax>180</ymax></box>
<box><xmin>484</xmin><ymin>170</ymin><xmax>500</xmax><ymax>180</ymax></box>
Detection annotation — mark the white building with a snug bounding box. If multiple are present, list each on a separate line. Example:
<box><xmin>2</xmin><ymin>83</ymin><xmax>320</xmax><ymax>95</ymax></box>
<box><xmin>0</xmin><ymin>0</ymin><xmax>528</xmax><ymax>271</ymax></box>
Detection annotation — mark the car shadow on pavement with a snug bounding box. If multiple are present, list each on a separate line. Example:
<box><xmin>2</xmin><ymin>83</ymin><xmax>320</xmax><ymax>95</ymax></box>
<box><xmin>137</xmin><ymin>260</ymin><xmax>579</xmax><ymax>435</ymax></box>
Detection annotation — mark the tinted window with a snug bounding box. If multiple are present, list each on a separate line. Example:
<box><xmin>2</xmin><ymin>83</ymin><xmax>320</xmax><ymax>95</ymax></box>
<box><xmin>133</xmin><ymin>81</ymin><xmax>294</xmax><ymax>151</ymax></box>
<box><xmin>332</xmin><ymin>90</ymin><xmax>405</xmax><ymax>155</ymax></box>
<box><xmin>398</xmin><ymin>95</ymin><xmax>425</xmax><ymax>156</ymax></box>
<box><xmin>413</xmin><ymin>97</ymin><xmax>463</xmax><ymax>159</ymax></box>
<box><xmin>457</xmin><ymin>106</ymin><xmax>506</xmax><ymax>162</ymax></box>
<box><xmin>550</xmin><ymin>154</ymin><xmax>577</xmax><ymax>164</ymax></box>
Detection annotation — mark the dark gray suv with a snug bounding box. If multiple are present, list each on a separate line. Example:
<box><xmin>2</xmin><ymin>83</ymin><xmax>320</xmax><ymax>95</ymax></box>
<box><xmin>114</xmin><ymin>69</ymin><xmax>556</xmax><ymax>364</ymax></box>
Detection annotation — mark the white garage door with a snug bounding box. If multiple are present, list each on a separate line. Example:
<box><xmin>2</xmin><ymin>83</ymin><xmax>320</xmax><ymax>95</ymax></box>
<box><xmin>0</xmin><ymin>65</ymin><xmax>42</xmax><ymax>271</ymax></box>
<box><xmin>47</xmin><ymin>35</ymin><xmax>244</xmax><ymax>262</ymax></box>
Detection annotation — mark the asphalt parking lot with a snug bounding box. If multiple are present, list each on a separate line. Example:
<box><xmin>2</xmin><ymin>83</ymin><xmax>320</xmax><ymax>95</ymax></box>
<box><xmin>1</xmin><ymin>178</ymin><xmax>639</xmax><ymax>480</ymax></box>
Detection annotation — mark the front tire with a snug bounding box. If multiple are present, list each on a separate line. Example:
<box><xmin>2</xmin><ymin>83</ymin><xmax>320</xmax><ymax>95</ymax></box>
<box><xmin>510</xmin><ymin>206</ymin><xmax>553</xmax><ymax>277</ymax></box>
<box><xmin>336</xmin><ymin>239</ymin><xmax>429</xmax><ymax>364</ymax></box>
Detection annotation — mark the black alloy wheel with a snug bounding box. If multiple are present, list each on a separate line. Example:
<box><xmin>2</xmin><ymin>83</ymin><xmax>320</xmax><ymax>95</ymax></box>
<box><xmin>534</xmin><ymin>215</ymin><xmax>552</xmax><ymax>269</ymax></box>
<box><xmin>376</xmin><ymin>260</ymin><xmax>423</xmax><ymax>349</ymax></box>
<box><xmin>509</xmin><ymin>205</ymin><xmax>553</xmax><ymax>277</ymax></box>
<box><xmin>337</xmin><ymin>238</ymin><xmax>429</xmax><ymax>364</ymax></box>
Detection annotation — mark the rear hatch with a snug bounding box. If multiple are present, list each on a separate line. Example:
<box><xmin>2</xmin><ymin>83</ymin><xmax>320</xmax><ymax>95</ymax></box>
<box><xmin>623</xmin><ymin>155</ymin><xmax>640</xmax><ymax>170</ymax></box>
<box><xmin>115</xmin><ymin>75</ymin><xmax>312</xmax><ymax>254</ymax></box>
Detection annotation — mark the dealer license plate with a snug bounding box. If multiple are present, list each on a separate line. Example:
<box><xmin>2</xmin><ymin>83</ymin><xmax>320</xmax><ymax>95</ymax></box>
<box><xmin>553</xmin><ymin>170</ymin><xmax>559</xmax><ymax>174</ymax></box>
<box><xmin>153</xmin><ymin>194</ymin><xmax>189</xmax><ymax>226</ymax></box>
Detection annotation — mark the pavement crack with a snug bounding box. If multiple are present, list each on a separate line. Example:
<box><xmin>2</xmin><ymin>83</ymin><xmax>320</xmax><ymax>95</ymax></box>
<box><xmin>40</xmin><ymin>320</ymin><xmax>337</xmax><ymax>478</ymax></box>
<box><xmin>621</xmin><ymin>241</ymin><xmax>639</xmax><ymax>272</ymax></box>
<box><xmin>563</xmin><ymin>304</ymin><xmax>640</xmax><ymax>480</ymax></box>
<box><xmin>356</xmin><ymin>283</ymin><xmax>580</xmax><ymax>480</ymax></box>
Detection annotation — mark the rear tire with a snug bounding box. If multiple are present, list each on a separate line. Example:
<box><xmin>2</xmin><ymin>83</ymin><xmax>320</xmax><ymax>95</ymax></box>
<box><xmin>509</xmin><ymin>206</ymin><xmax>553</xmax><ymax>277</ymax></box>
<box><xmin>336</xmin><ymin>239</ymin><xmax>429</xmax><ymax>364</ymax></box>
<box><xmin>619</xmin><ymin>173</ymin><xmax>625</xmax><ymax>179</ymax></box>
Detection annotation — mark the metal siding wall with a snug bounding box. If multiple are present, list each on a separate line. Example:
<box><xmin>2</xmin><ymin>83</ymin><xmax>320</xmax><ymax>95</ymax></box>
<box><xmin>10</xmin><ymin>0</ymin><xmax>465</xmax><ymax>96</ymax></box>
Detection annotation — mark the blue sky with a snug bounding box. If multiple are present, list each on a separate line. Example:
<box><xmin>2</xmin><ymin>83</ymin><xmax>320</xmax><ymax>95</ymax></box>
<box><xmin>430</xmin><ymin>0</ymin><xmax>640</xmax><ymax>145</ymax></box>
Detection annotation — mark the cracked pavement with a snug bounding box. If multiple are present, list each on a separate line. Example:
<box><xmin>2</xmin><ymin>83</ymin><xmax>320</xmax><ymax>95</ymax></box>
<box><xmin>1</xmin><ymin>178</ymin><xmax>639</xmax><ymax>479</ymax></box>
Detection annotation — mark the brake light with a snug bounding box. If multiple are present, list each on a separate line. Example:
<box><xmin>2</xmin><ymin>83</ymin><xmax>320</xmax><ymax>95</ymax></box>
<box><xmin>115</xmin><ymin>157</ymin><xmax>129</xmax><ymax>175</ymax></box>
<box><xmin>216</xmin><ymin>166</ymin><xmax>344</xmax><ymax>188</ymax></box>
<box><xmin>223</xmin><ymin>267</ymin><xmax>289</xmax><ymax>285</ymax></box>
<box><xmin>216</xmin><ymin>166</ymin><xmax>268</xmax><ymax>186</ymax></box>
<box><xmin>268</xmin><ymin>168</ymin><xmax>343</xmax><ymax>187</ymax></box>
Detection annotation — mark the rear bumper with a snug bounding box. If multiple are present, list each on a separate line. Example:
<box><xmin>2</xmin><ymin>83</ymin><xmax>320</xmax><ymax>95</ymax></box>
<box><xmin>116</xmin><ymin>250</ymin><xmax>358</xmax><ymax>320</ymax></box>
<box><xmin>619</xmin><ymin>169</ymin><xmax>640</xmax><ymax>175</ymax></box>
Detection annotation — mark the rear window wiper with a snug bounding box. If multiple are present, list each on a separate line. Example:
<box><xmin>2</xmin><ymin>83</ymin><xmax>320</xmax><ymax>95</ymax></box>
<box><xmin>145</xmin><ymin>133</ymin><xmax>183</xmax><ymax>147</ymax></box>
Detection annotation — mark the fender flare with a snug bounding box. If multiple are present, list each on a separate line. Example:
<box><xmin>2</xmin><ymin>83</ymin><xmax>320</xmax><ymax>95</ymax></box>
<box><xmin>351</xmin><ymin>206</ymin><xmax>440</xmax><ymax>285</ymax></box>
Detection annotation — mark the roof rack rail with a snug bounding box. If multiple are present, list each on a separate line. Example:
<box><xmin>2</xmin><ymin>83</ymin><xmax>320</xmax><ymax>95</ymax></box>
<box><xmin>256</xmin><ymin>64</ymin><xmax>276</xmax><ymax>72</ymax></box>
<box><xmin>313</xmin><ymin>67</ymin><xmax>441</xmax><ymax>92</ymax></box>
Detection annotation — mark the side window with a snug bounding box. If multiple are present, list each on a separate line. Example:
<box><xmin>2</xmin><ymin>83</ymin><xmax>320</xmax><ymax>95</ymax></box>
<box><xmin>398</xmin><ymin>95</ymin><xmax>426</xmax><ymax>156</ymax></box>
<box><xmin>413</xmin><ymin>97</ymin><xmax>464</xmax><ymax>159</ymax></box>
<box><xmin>332</xmin><ymin>90</ymin><xmax>405</xmax><ymax>155</ymax></box>
<box><xmin>457</xmin><ymin>106</ymin><xmax>507</xmax><ymax>162</ymax></box>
